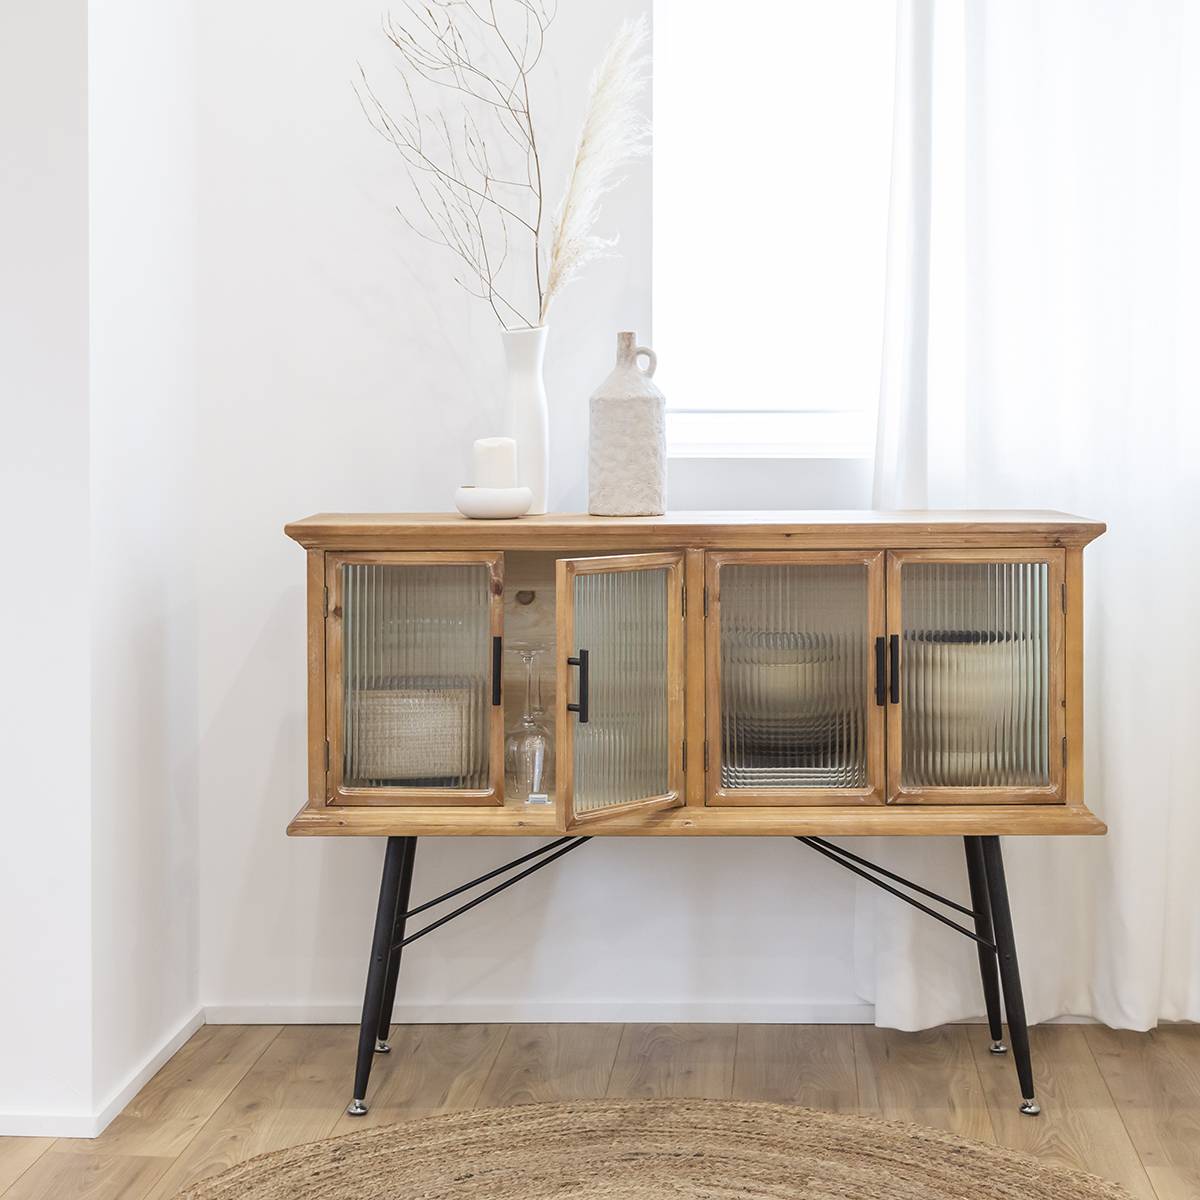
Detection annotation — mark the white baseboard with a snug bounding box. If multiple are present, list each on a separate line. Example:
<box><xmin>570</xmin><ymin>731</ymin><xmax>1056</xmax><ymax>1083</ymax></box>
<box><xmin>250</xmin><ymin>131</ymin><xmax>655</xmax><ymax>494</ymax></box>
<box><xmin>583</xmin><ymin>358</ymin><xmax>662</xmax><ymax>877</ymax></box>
<box><xmin>202</xmin><ymin>1001</ymin><xmax>880</xmax><ymax>1024</ymax></box>
<box><xmin>0</xmin><ymin>1008</ymin><xmax>205</xmax><ymax>1139</ymax></box>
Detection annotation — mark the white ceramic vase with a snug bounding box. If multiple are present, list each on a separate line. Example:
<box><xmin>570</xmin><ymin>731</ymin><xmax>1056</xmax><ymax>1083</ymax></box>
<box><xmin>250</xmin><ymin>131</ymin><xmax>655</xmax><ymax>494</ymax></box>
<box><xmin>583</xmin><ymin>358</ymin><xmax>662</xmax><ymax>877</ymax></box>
<box><xmin>588</xmin><ymin>331</ymin><xmax>667</xmax><ymax>516</ymax></box>
<box><xmin>502</xmin><ymin>326</ymin><xmax>549</xmax><ymax>515</ymax></box>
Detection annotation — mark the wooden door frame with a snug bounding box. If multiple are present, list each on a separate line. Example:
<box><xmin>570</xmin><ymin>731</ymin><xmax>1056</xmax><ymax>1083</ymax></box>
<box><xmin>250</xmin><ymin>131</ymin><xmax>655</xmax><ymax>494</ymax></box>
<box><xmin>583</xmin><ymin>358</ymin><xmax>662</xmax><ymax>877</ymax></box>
<box><xmin>704</xmin><ymin>550</ymin><xmax>887</xmax><ymax>807</ymax></box>
<box><xmin>325</xmin><ymin>551</ymin><xmax>505</xmax><ymax>807</ymax></box>
<box><xmin>555</xmin><ymin>551</ymin><xmax>686</xmax><ymax>832</ymax></box>
<box><xmin>885</xmin><ymin>548</ymin><xmax>1067</xmax><ymax>805</ymax></box>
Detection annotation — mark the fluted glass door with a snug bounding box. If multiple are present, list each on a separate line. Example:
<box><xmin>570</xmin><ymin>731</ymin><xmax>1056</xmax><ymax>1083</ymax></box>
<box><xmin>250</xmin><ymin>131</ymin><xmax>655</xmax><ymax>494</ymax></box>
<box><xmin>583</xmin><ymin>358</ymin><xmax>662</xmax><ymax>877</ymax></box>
<box><xmin>706</xmin><ymin>552</ymin><xmax>886</xmax><ymax>805</ymax></box>
<box><xmin>326</xmin><ymin>553</ymin><xmax>504</xmax><ymax>805</ymax></box>
<box><xmin>556</xmin><ymin>553</ymin><xmax>685</xmax><ymax>829</ymax></box>
<box><xmin>886</xmin><ymin>550</ymin><xmax>1065</xmax><ymax>804</ymax></box>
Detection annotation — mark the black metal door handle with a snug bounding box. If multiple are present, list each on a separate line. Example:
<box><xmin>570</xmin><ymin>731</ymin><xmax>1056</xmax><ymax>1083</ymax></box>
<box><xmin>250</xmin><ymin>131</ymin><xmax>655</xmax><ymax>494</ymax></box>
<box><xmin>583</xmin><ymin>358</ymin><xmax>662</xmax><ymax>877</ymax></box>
<box><xmin>566</xmin><ymin>649</ymin><xmax>589</xmax><ymax>723</ymax></box>
<box><xmin>491</xmin><ymin>636</ymin><xmax>502</xmax><ymax>706</ymax></box>
<box><xmin>874</xmin><ymin>636</ymin><xmax>887</xmax><ymax>706</ymax></box>
<box><xmin>889</xmin><ymin>634</ymin><xmax>901</xmax><ymax>704</ymax></box>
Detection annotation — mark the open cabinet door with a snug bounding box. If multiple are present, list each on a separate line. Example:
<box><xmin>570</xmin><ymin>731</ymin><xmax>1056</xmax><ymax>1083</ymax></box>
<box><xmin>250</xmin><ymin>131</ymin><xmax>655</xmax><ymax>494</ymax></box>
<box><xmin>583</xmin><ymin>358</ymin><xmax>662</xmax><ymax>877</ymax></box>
<box><xmin>555</xmin><ymin>552</ymin><xmax>686</xmax><ymax>831</ymax></box>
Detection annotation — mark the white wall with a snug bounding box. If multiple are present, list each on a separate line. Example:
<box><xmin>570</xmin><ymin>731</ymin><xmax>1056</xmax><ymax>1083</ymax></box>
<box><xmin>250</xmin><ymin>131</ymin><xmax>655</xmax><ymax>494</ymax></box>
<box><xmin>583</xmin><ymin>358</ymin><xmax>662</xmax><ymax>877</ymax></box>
<box><xmin>0</xmin><ymin>0</ymin><xmax>202</xmax><ymax>1136</ymax></box>
<box><xmin>195</xmin><ymin>0</ymin><xmax>871</xmax><ymax>1023</ymax></box>
<box><xmin>0</xmin><ymin>0</ymin><xmax>95</xmax><ymax>1125</ymax></box>
<box><xmin>88</xmin><ymin>0</ymin><xmax>201</xmax><ymax>1114</ymax></box>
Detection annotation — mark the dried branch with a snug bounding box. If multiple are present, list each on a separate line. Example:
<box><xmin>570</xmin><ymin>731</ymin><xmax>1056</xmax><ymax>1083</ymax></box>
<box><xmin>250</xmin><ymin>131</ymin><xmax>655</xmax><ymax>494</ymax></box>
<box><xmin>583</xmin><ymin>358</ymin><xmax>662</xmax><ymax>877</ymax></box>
<box><xmin>359</xmin><ymin>0</ymin><xmax>553</xmax><ymax>328</ymax></box>
<box><xmin>359</xmin><ymin>1</ymin><xmax>640</xmax><ymax>331</ymax></box>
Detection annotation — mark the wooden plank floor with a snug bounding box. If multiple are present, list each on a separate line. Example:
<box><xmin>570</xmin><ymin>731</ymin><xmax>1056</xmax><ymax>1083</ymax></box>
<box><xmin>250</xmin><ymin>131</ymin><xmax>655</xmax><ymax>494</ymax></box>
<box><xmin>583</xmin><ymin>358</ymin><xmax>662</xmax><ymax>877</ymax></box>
<box><xmin>3</xmin><ymin>1023</ymin><xmax>1197</xmax><ymax>1199</ymax></box>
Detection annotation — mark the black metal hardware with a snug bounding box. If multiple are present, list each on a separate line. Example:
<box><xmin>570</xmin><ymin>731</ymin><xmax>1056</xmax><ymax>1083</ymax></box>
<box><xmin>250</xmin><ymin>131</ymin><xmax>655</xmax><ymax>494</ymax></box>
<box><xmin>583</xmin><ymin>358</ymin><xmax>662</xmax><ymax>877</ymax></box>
<box><xmin>402</xmin><ymin>836</ymin><xmax>579</xmax><ymax>922</ymax></box>
<box><xmin>888</xmin><ymin>633</ymin><xmax>900</xmax><ymax>703</ymax></box>
<box><xmin>981</xmin><ymin>836</ymin><xmax>1038</xmax><ymax>1112</ymax></box>
<box><xmin>803</xmin><ymin>836</ymin><xmax>978</xmax><ymax>918</ymax></box>
<box><xmin>567</xmin><ymin>649</ymin><xmax>590</xmax><ymax>723</ymax></box>
<box><xmin>353</xmin><ymin>834</ymin><xmax>1038</xmax><ymax>1116</ymax></box>
<box><xmin>874</xmin><ymin>637</ymin><xmax>887</xmax><ymax>706</ymax></box>
<box><xmin>350</xmin><ymin>835</ymin><xmax>413</xmax><ymax>1113</ymax></box>
<box><xmin>376</xmin><ymin>837</ymin><xmax>417</xmax><ymax>1046</ymax></box>
<box><xmin>395</xmin><ymin>837</ymin><xmax>590</xmax><ymax>951</ymax></box>
<box><xmin>964</xmin><ymin>837</ymin><xmax>1004</xmax><ymax>1049</ymax></box>
<box><xmin>795</xmin><ymin>837</ymin><xmax>993</xmax><ymax>948</ymax></box>
<box><xmin>491</xmin><ymin>636</ymin><xmax>503</xmax><ymax>706</ymax></box>
<box><xmin>351</xmin><ymin>834</ymin><xmax>591</xmax><ymax>1114</ymax></box>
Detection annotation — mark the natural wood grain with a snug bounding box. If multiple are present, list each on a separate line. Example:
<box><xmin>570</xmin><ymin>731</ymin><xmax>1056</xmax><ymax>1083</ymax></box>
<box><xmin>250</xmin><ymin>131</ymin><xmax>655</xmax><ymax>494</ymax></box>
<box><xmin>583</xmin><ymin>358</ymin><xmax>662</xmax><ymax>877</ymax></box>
<box><xmin>854</xmin><ymin>1026</ymin><xmax>996</xmax><ymax>1142</ymax></box>
<box><xmin>3</xmin><ymin>1152</ymin><xmax>171</xmax><ymax>1200</ymax></box>
<box><xmin>53</xmin><ymin>1025</ymin><xmax>280</xmax><ymax>1160</ymax></box>
<box><xmin>555</xmin><ymin>552</ymin><xmax>686</xmax><ymax>831</ymax></box>
<box><xmin>285</xmin><ymin>510</ymin><xmax>1107</xmax><ymax>552</ymax></box>
<box><xmin>324</xmin><ymin>552</ymin><xmax>505</xmax><ymax>807</ymax></box>
<box><xmin>327</xmin><ymin>1024</ymin><xmax>508</xmax><ymax>1134</ymax></box>
<box><xmin>0</xmin><ymin>1140</ymin><xmax>53</xmax><ymax>1195</ymax></box>
<box><xmin>5</xmin><ymin>1022</ymin><xmax>1194</xmax><ymax>1200</ymax></box>
<box><xmin>287</xmin><ymin>800</ymin><xmax>1108</xmax><ymax>837</ymax></box>
<box><xmin>290</xmin><ymin>512</ymin><xmax>1105</xmax><ymax>838</ymax></box>
<box><xmin>733</xmin><ymin>1025</ymin><xmax>858</xmax><ymax>1111</ymax></box>
<box><xmin>705</xmin><ymin>551</ymin><xmax>886</xmax><ymax>807</ymax></box>
<box><xmin>140</xmin><ymin>1026</ymin><xmax>356</xmax><ymax>1200</ymax></box>
<box><xmin>1064</xmin><ymin>547</ymin><xmax>1086</xmax><ymax>808</ymax></box>
<box><xmin>1086</xmin><ymin>1025</ymin><xmax>1200</xmax><ymax>1200</ymax></box>
<box><xmin>605</xmin><ymin>1024</ymin><xmax>736</xmax><ymax>1100</ymax></box>
<box><xmin>683</xmin><ymin>548</ymin><xmax>706</xmax><ymax>807</ymax></box>
<box><xmin>474</xmin><ymin>1024</ymin><xmax>623</xmax><ymax>1107</ymax></box>
<box><xmin>885</xmin><ymin>549</ymin><xmax>1067</xmax><ymax>805</ymax></box>
<box><xmin>971</xmin><ymin>1026</ymin><xmax>1155</xmax><ymax>1200</ymax></box>
<box><xmin>305</xmin><ymin>549</ymin><xmax>326</xmax><ymax>810</ymax></box>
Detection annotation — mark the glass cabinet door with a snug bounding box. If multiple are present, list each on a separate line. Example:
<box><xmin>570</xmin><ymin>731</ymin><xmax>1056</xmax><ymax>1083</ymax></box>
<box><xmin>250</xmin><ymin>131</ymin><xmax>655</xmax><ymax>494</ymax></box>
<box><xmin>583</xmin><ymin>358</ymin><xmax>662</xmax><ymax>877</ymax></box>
<box><xmin>325</xmin><ymin>553</ymin><xmax>504</xmax><ymax>805</ymax></box>
<box><xmin>886</xmin><ymin>550</ymin><xmax>1065</xmax><ymax>804</ymax></box>
<box><xmin>706</xmin><ymin>552</ymin><xmax>886</xmax><ymax>805</ymax></box>
<box><xmin>555</xmin><ymin>553</ymin><xmax>686</xmax><ymax>829</ymax></box>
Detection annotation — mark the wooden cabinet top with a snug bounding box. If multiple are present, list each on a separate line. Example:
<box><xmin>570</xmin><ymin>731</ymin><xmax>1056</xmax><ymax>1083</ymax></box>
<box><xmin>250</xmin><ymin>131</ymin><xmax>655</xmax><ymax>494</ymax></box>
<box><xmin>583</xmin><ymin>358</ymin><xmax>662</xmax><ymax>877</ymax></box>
<box><xmin>285</xmin><ymin>510</ymin><xmax>1106</xmax><ymax>551</ymax></box>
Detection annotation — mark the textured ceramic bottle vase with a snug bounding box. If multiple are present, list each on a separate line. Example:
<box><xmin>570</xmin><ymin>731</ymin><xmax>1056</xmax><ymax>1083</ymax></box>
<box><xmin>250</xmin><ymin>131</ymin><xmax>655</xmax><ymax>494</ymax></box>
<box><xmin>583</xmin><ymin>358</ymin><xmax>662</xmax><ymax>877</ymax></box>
<box><xmin>588</xmin><ymin>331</ymin><xmax>667</xmax><ymax>516</ymax></box>
<box><xmin>502</xmin><ymin>326</ymin><xmax>549</xmax><ymax>515</ymax></box>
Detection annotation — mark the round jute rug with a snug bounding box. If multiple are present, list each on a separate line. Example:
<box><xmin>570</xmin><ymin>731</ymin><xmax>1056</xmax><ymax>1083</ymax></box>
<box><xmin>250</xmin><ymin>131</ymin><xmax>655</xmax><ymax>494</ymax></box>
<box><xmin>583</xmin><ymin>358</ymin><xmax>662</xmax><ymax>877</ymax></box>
<box><xmin>175</xmin><ymin>1099</ymin><xmax>1129</xmax><ymax>1200</ymax></box>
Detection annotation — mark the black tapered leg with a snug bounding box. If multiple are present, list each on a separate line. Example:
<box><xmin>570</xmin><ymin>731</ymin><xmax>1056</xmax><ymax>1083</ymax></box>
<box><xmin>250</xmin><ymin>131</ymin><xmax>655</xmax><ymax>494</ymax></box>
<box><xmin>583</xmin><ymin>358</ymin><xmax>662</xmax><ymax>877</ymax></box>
<box><xmin>980</xmin><ymin>836</ymin><xmax>1039</xmax><ymax>1115</ymax></box>
<box><xmin>964</xmin><ymin>836</ymin><xmax>1006</xmax><ymax>1052</ymax></box>
<box><xmin>374</xmin><ymin>837</ymin><xmax>417</xmax><ymax>1051</ymax></box>
<box><xmin>347</xmin><ymin>837</ymin><xmax>408</xmax><ymax>1116</ymax></box>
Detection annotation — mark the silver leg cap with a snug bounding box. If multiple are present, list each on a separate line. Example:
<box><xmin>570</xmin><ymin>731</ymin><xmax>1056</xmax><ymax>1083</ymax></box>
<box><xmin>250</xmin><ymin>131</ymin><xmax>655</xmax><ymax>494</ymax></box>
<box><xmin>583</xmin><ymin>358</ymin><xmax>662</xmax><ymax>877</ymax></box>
<box><xmin>346</xmin><ymin>1098</ymin><xmax>368</xmax><ymax>1116</ymax></box>
<box><xmin>989</xmin><ymin>1040</ymin><xmax>1008</xmax><ymax>1054</ymax></box>
<box><xmin>375</xmin><ymin>1038</ymin><xmax>391</xmax><ymax>1054</ymax></box>
<box><xmin>1019</xmin><ymin>1099</ymin><xmax>1041</xmax><ymax>1116</ymax></box>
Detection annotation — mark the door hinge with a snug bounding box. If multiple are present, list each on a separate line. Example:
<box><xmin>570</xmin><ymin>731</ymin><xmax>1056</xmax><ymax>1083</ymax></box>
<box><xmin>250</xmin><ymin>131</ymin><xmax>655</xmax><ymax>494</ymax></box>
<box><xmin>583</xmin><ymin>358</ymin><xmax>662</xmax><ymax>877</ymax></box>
<box><xmin>703</xmin><ymin>740</ymin><xmax>710</xmax><ymax>771</ymax></box>
<box><xmin>703</xmin><ymin>586</ymin><xmax>709</xmax><ymax>617</ymax></box>
<box><xmin>1062</xmin><ymin>736</ymin><xmax>1068</xmax><ymax>767</ymax></box>
<box><xmin>1061</xmin><ymin>582</ymin><xmax>1067</xmax><ymax>614</ymax></box>
<box><xmin>323</xmin><ymin>585</ymin><xmax>329</xmax><ymax>618</ymax></box>
<box><xmin>682</xmin><ymin>741</ymin><xmax>687</xmax><ymax>772</ymax></box>
<box><xmin>682</xmin><ymin>586</ymin><xmax>686</xmax><ymax>617</ymax></box>
<box><xmin>324</xmin><ymin>740</ymin><xmax>330</xmax><ymax>773</ymax></box>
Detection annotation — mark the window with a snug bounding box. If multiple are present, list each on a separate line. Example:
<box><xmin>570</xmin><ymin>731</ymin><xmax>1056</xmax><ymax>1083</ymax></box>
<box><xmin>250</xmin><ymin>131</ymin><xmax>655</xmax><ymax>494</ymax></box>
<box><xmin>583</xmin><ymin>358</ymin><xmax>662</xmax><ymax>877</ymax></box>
<box><xmin>653</xmin><ymin>4</ymin><xmax>896</xmax><ymax>458</ymax></box>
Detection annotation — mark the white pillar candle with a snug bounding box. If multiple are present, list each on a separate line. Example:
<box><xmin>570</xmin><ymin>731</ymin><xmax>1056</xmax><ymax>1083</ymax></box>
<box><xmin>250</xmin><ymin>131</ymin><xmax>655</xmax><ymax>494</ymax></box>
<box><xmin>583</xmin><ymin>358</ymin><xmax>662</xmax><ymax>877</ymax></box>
<box><xmin>473</xmin><ymin>436</ymin><xmax>518</xmax><ymax>488</ymax></box>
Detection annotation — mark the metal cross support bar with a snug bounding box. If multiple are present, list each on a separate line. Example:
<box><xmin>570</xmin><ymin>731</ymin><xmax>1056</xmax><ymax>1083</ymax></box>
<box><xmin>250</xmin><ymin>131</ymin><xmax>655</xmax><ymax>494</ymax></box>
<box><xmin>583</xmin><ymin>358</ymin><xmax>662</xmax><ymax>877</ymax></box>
<box><xmin>403</xmin><ymin>835</ymin><xmax>580</xmax><ymax>922</ymax></box>
<box><xmin>393</xmin><ymin>836</ymin><xmax>591</xmax><ymax>952</ymax></box>
<box><xmin>802</xmin><ymin>836</ymin><xmax>980</xmax><ymax>919</ymax></box>
<box><xmin>795</xmin><ymin>836</ymin><xmax>995</xmax><ymax>949</ymax></box>
<box><xmin>349</xmin><ymin>834</ymin><xmax>591</xmax><ymax>1117</ymax></box>
<box><xmin>351</xmin><ymin>832</ymin><xmax>1037</xmax><ymax>1120</ymax></box>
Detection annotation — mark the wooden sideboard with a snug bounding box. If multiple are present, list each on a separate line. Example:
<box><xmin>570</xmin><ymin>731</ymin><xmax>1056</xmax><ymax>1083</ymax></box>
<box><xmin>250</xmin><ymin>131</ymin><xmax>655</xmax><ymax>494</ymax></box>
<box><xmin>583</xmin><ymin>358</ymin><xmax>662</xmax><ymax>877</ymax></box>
<box><xmin>285</xmin><ymin>510</ymin><xmax>1105</xmax><ymax>1119</ymax></box>
<box><xmin>285</xmin><ymin>510</ymin><xmax>1106</xmax><ymax>840</ymax></box>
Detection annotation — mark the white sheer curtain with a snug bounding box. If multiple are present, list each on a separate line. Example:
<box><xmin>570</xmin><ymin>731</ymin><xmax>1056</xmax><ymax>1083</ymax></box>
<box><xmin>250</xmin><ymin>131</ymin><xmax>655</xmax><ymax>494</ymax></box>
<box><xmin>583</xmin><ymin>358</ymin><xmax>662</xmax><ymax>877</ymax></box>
<box><xmin>864</xmin><ymin>0</ymin><xmax>1200</xmax><ymax>1028</ymax></box>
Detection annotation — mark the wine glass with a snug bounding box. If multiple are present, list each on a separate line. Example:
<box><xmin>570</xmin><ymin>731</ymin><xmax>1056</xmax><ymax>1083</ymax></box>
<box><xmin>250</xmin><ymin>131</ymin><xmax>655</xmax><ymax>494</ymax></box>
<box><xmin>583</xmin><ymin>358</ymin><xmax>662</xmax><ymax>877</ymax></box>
<box><xmin>505</xmin><ymin>644</ymin><xmax>551</xmax><ymax>803</ymax></box>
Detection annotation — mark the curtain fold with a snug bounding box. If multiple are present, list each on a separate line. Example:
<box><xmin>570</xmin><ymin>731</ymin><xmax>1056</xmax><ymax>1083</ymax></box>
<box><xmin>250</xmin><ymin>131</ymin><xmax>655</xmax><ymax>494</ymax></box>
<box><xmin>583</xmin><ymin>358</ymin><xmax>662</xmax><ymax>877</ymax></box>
<box><xmin>863</xmin><ymin>0</ymin><xmax>1200</xmax><ymax>1029</ymax></box>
